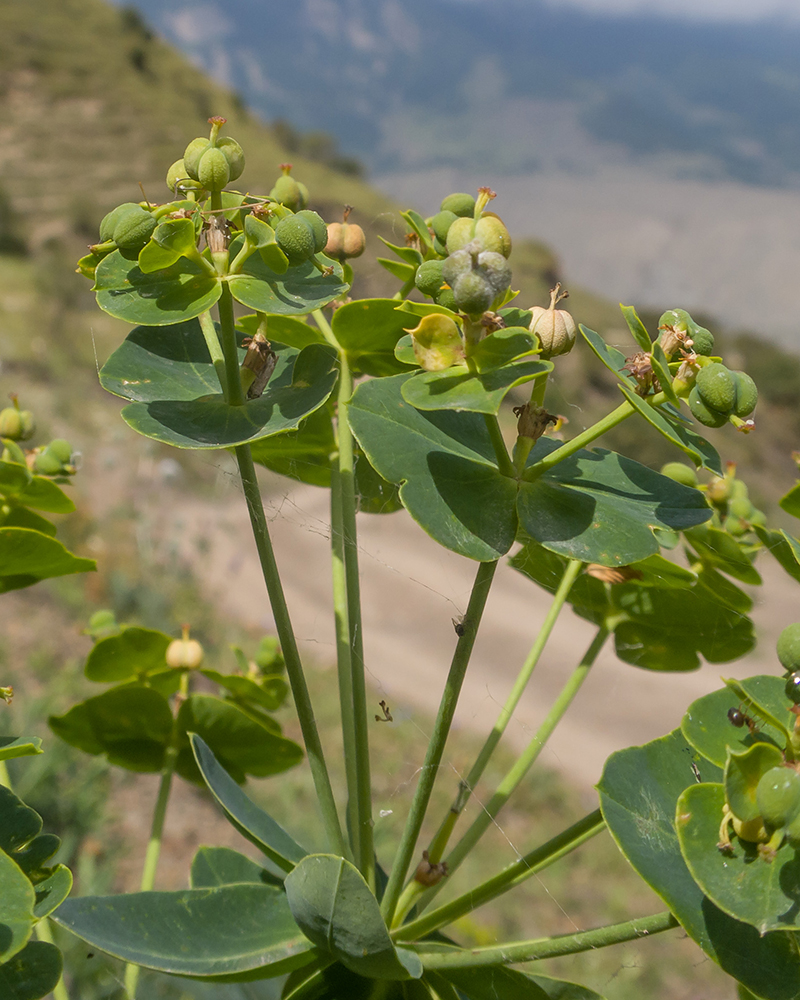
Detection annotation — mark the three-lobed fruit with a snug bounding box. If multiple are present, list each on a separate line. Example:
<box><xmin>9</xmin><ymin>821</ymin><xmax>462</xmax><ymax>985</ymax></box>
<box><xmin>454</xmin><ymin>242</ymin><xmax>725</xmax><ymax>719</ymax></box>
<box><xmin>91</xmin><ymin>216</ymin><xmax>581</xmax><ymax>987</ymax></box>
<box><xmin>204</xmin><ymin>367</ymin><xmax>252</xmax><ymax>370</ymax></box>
<box><xmin>695</xmin><ymin>363</ymin><xmax>737</xmax><ymax>413</ymax></box>
<box><xmin>99</xmin><ymin>202</ymin><xmax>141</xmax><ymax>243</ymax></box>
<box><xmin>197</xmin><ymin>147</ymin><xmax>231</xmax><ymax>192</ymax></box>
<box><xmin>446</xmin><ymin>213</ymin><xmax>512</xmax><ymax>258</ymax></box>
<box><xmin>166</xmin><ymin>636</ymin><xmax>204</xmax><ymax>669</ymax></box>
<box><xmin>756</xmin><ymin>766</ymin><xmax>800</xmax><ymax>829</ymax></box>
<box><xmin>530</xmin><ymin>299</ymin><xmax>577</xmax><ymax>359</ymax></box>
<box><xmin>440</xmin><ymin>193</ymin><xmax>476</xmax><ymax>218</ymax></box>
<box><xmin>0</xmin><ymin>406</ymin><xmax>34</xmax><ymax>441</ymax></box>
<box><xmin>325</xmin><ymin>221</ymin><xmax>366</xmax><ymax>260</ymax></box>
<box><xmin>32</xmin><ymin>438</ymin><xmax>72</xmax><ymax>476</ymax></box>
<box><xmin>690</xmin><ymin>363</ymin><xmax>758</xmax><ymax>426</ymax></box>
<box><xmin>110</xmin><ymin>205</ymin><xmax>157</xmax><ymax>251</ymax></box>
<box><xmin>270</xmin><ymin>167</ymin><xmax>309</xmax><ymax>212</ymax></box>
<box><xmin>688</xmin><ymin>385</ymin><xmax>727</xmax><ymax>428</ymax></box>
<box><xmin>660</xmin><ymin>462</ymin><xmax>698</xmax><ymax>488</ymax></box>
<box><xmin>778</xmin><ymin>623</ymin><xmax>800</xmax><ymax>672</ymax></box>
<box><xmin>442</xmin><ymin>248</ymin><xmax>511</xmax><ymax>315</ymax></box>
<box><xmin>275</xmin><ymin>212</ymin><xmax>327</xmax><ymax>264</ymax></box>
<box><xmin>430</xmin><ymin>210</ymin><xmax>458</xmax><ymax>245</ymax></box>
<box><xmin>415</xmin><ymin>259</ymin><xmax>445</xmax><ymax>298</ymax></box>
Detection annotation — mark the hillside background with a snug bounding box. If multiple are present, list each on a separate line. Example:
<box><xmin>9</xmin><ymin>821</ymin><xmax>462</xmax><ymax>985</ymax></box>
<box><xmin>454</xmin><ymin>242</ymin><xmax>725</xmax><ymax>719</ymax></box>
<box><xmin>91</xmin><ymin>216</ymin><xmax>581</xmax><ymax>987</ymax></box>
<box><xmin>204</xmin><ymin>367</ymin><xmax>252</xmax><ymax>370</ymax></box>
<box><xmin>0</xmin><ymin>2</ymin><xmax>799</xmax><ymax>997</ymax></box>
<box><xmin>114</xmin><ymin>0</ymin><xmax>800</xmax><ymax>342</ymax></box>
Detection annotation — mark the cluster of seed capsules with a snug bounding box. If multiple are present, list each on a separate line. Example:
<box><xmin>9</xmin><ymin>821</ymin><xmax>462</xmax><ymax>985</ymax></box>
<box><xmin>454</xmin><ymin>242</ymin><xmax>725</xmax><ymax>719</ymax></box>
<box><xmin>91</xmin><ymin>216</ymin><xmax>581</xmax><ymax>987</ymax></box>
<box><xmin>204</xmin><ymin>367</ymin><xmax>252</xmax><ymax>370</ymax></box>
<box><xmin>0</xmin><ymin>400</ymin><xmax>75</xmax><ymax>476</ymax></box>
<box><xmin>414</xmin><ymin>190</ymin><xmax>514</xmax><ymax>318</ymax></box>
<box><xmin>89</xmin><ymin>118</ymin><xmax>365</xmax><ymax>277</ymax></box>
<box><xmin>656</xmin><ymin>308</ymin><xmax>758</xmax><ymax>429</ymax></box>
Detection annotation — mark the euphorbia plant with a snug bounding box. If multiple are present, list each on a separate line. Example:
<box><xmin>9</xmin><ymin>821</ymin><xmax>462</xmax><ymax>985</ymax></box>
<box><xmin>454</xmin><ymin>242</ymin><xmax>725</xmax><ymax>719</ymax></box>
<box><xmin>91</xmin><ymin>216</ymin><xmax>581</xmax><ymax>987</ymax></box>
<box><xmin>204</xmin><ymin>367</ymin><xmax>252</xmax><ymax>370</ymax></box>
<box><xmin>7</xmin><ymin>114</ymin><xmax>800</xmax><ymax>999</ymax></box>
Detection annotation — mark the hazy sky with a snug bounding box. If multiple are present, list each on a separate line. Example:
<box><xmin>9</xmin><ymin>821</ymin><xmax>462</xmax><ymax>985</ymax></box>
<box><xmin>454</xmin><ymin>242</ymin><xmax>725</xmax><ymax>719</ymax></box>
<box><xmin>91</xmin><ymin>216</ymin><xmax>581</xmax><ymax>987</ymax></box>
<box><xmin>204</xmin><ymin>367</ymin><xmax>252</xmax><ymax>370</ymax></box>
<box><xmin>547</xmin><ymin>0</ymin><xmax>800</xmax><ymax>21</ymax></box>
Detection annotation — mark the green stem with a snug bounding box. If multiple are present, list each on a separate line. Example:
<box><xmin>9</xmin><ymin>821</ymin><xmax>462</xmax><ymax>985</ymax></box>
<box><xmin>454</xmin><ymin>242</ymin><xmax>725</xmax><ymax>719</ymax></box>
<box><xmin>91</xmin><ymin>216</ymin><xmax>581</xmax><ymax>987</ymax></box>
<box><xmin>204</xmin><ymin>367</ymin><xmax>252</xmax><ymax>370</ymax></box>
<box><xmin>433</xmin><ymin>626</ymin><xmax>608</xmax><ymax>891</ymax></box>
<box><xmin>524</xmin><ymin>390</ymin><xmax>668</xmax><ymax>481</ymax></box>
<box><xmin>418</xmin><ymin>911</ymin><xmax>678</xmax><ymax>970</ymax></box>
<box><xmin>394</xmin><ymin>810</ymin><xmax>605</xmax><ymax>943</ymax></box>
<box><xmin>216</xmin><ymin>283</ymin><xmax>245</xmax><ymax>405</ymax></box>
<box><xmin>124</xmin><ymin>671</ymin><xmax>189</xmax><ymax>999</ymax></box>
<box><xmin>235</xmin><ymin>444</ymin><xmax>349</xmax><ymax>860</ymax></box>
<box><xmin>336</xmin><ymin>353</ymin><xmax>374</xmax><ymax>885</ymax></box>
<box><xmin>35</xmin><ymin>918</ymin><xmax>69</xmax><ymax>1000</ymax></box>
<box><xmin>380</xmin><ymin>560</ymin><xmax>498</xmax><ymax>926</ymax></box>
<box><xmin>198</xmin><ymin>310</ymin><xmax>227</xmax><ymax>397</ymax></box>
<box><xmin>330</xmin><ymin>469</ymin><xmax>360</xmax><ymax>859</ymax></box>
<box><xmin>311</xmin><ymin>305</ymin><xmax>372</xmax><ymax>878</ymax></box>
<box><xmin>0</xmin><ymin>759</ymin><xmax>10</xmax><ymax>788</ymax></box>
<box><xmin>484</xmin><ymin>414</ymin><xmax>515</xmax><ymax>477</ymax></box>
<box><xmin>393</xmin><ymin>277</ymin><xmax>417</xmax><ymax>300</ymax></box>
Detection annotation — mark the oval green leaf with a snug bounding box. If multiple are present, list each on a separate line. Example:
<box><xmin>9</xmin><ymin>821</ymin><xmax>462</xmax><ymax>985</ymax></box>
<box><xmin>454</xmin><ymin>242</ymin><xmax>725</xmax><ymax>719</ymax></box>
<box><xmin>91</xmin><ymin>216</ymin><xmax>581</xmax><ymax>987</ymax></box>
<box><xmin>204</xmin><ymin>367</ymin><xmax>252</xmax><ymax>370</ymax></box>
<box><xmin>284</xmin><ymin>854</ymin><xmax>423</xmax><ymax>981</ymax></box>
<box><xmin>176</xmin><ymin>695</ymin><xmax>303</xmax><ymax>785</ymax></box>
<box><xmin>49</xmin><ymin>686</ymin><xmax>173</xmax><ymax>772</ymax></box>
<box><xmin>228</xmin><ymin>250</ymin><xmax>347</xmax><ymax>316</ymax></box>
<box><xmin>85</xmin><ymin>627</ymin><xmax>171</xmax><ymax>683</ymax></box>
<box><xmin>599</xmin><ymin>730</ymin><xmax>800</xmax><ymax>1000</ymax></box>
<box><xmin>519</xmin><ymin>441</ymin><xmax>711</xmax><ymax>567</ymax></box>
<box><xmin>676</xmin><ymin>782</ymin><xmax>800</xmax><ymax>934</ymax></box>
<box><xmin>0</xmin><ymin>738</ymin><xmax>43</xmax><ymax>764</ymax></box>
<box><xmin>54</xmin><ymin>884</ymin><xmax>314</xmax><ymax>979</ymax></box>
<box><xmin>682</xmin><ymin>677</ymin><xmax>790</xmax><ymax>768</ymax></box>
<box><xmin>349</xmin><ymin>374</ymin><xmax>518</xmax><ymax>561</ymax></box>
<box><xmin>94</xmin><ymin>250</ymin><xmax>221</xmax><ymax>326</ymax></box>
<box><xmin>0</xmin><ymin>528</ymin><xmax>95</xmax><ymax>594</ymax></box>
<box><xmin>401</xmin><ymin>358</ymin><xmax>550</xmax><ymax>415</ymax></box>
<box><xmin>0</xmin><ymin>940</ymin><xmax>63</xmax><ymax>1000</ymax></box>
<box><xmin>331</xmin><ymin>299</ymin><xmax>419</xmax><ymax>377</ymax></box>
<box><xmin>191</xmin><ymin>734</ymin><xmax>307</xmax><ymax>872</ymax></box>
<box><xmin>190</xmin><ymin>846</ymin><xmax>282</xmax><ymax>888</ymax></box>
<box><xmin>0</xmin><ymin>849</ymin><xmax>35</xmax><ymax>962</ymax></box>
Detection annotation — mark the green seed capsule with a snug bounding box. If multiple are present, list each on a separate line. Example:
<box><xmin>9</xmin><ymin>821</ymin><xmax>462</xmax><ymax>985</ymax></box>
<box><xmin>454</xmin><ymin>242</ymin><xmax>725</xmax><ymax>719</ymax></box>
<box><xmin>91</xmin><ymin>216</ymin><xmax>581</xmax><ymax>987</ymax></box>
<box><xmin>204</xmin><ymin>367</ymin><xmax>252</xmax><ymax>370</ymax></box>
<box><xmin>415</xmin><ymin>260</ymin><xmax>445</xmax><ymax>298</ymax></box>
<box><xmin>451</xmin><ymin>272</ymin><xmax>495</xmax><ymax>315</ymax></box>
<box><xmin>786</xmin><ymin>672</ymin><xmax>800</xmax><ymax>705</ymax></box>
<box><xmin>446</xmin><ymin>213</ymin><xmax>512</xmax><ymax>258</ymax></box>
<box><xmin>778</xmin><ymin>623</ymin><xmax>800</xmax><ymax>672</ymax></box>
<box><xmin>660</xmin><ymin>462</ymin><xmax>698</xmax><ymax>487</ymax></box>
<box><xmin>47</xmin><ymin>439</ymin><xmax>72</xmax><ymax>464</ymax></box>
<box><xmin>756</xmin><ymin>766</ymin><xmax>800</xmax><ymax>829</ymax></box>
<box><xmin>695</xmin><ymin>363</ymin><xmax>737</xmax><ymax>413</ymax></box>
<box><xmin>430</xmin><ymin>211</ymin><xmax>458</xmax><ymax>245</ymax></box>
<box><xmin>183</xmin><ymin>137</ymin><xmax>212</xmax><ymax>179</ymax></box>
<box><xmin>274</xmin><ymin>216</ymin><xmax>316</xmax><ymax>264</ymax></box>
<box><xmin>325</xmin><ymin>221</ymin><xmax>366</xmax><ymax>260</ymax></box>
<box><xmin>729</xmin><ymin>496</ymin><xmax>754</xmax><ymax>520</ymax></box>
<box><xmin>99</xmin><ymin>202</ymin><xmax>142</xmax><ymax>243</ymax></box>
<box><xmin>436</xmin><ymin>288</ymin><xmax>458</xmax><ymax>311</ymax></box>
<box><xmin>690</xmin><ymin>327</ymin><xmax>715</xmax><ymax>356</ymax></box>
<box><xmin>112</xmin><ymin>205</ymin><xmax>157</xmax><ymax>251</ymax></box>
<box><xmin>731</xmin><ymin>371</ymin><xmax>758</xmax><ymax>418</ymax></box>
<box><xmin>270</xmin><ymin>167</ymin><xmax>308</xmax><ymax>212</ymax></box>
<box><xmin>216</xmin><ymin>136</ymin><xmax>245</xmax><ymax>182</ymax></box>
<box><xmin>33</xmin><ymin>450</ymin><xmax>63</xmax><ymax>476</ymax></box>
<box><xmin>440</xmin><ymin>193</ymin><xmax>476</xmax><ymax>218</ymax></box>
<box><xmin>197</xmin><ymin>147</ymin><xmax>231</xmax><ymax>192</ymax></box>
<box><xmin>295</xmin><ymin>210</ymin><xmax>328</xmax><ymax>253</ymax></box>
<box><xmin>688</xmin><ymin>385</ymin><xmax>728</xmax><ymax>428</ymax></box>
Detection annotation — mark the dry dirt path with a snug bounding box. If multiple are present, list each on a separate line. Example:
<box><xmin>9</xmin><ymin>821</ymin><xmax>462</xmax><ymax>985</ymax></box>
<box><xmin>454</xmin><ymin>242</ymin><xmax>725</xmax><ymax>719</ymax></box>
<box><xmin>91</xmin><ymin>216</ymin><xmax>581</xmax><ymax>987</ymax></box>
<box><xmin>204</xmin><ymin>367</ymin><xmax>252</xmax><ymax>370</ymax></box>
<box><xmin>143</xmin><ymin>465</ymin><xmax>797</xmax><ymax>796</ymax></box>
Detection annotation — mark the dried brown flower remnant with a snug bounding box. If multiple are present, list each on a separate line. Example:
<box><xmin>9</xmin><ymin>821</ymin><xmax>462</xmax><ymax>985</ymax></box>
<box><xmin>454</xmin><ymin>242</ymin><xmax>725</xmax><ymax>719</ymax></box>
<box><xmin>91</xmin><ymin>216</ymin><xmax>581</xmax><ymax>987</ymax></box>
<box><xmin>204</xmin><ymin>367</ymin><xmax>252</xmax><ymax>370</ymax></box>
<box><xmin>586</xmin><ymin>564</ymin><xmax>644</xmax><ymax>584</ymax></box>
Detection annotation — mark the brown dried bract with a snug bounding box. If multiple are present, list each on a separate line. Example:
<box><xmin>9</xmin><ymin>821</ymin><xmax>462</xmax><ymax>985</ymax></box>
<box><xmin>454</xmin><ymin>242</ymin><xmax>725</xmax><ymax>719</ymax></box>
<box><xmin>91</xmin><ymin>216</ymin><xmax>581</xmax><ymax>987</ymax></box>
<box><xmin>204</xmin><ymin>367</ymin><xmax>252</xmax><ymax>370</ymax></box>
<box><xmin>414</xmin><ymin>850</ymin><xmax>448</xmax><ymax>887</ymax></box>
<box><xmin>586</xmin><ymin>564</ymin><xmax>644</xmax><ymax>584</ymax></box>
<box><xmin>622</xmin><ymin>351</ymin><xmax>658</xmax><ymax>396</ymax></box>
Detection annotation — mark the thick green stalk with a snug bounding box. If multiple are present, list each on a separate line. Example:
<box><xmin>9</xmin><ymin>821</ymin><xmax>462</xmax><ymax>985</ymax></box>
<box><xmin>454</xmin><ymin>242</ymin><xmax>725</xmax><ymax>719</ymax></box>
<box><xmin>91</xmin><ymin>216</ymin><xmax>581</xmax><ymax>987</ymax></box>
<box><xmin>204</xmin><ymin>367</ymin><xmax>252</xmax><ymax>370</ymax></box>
<box><xmin>335</xmin><ymin>353</ymin><xmax>374</xmax><ymax>885</ymax></box>
<box><xmin>394</xmin><ymin>809</ymin><xmax>605</xmax><ymax>942</ymax></box>
<box><xmin>216</xmin><ymin>284</ymin><xmax>245</xmax><ymax>405</ymax></box>
<box><xmin>524</xmin><ymin>389</ymin><xmax>668</xmax><ymax>481</ymax></box>
<box><xmin>124</xmin><ymin>671</ymin><xmax>189</xmax><ymax>999</ymax></box>
<box><xmin>418</xmin><ymin>911</ymin><xmax>678</xmax><ymax>970</ymax></box>
<box><xmin>330</xmin><ymin>469</ymin><xmax>360</xmax><ymax>859</ymax></box>
<box><xmin>380</xmin><ymin>560</ymin><xmax>498</xmax><ymax>925</ymax></box>
<box><xmin>35</xmin><ymin>918</ymin><xmax>69</xmax><ymax>1000</ymax></box>
<box><xmin>435</xmin><ymin>626</ymin><xmax>608</xmax><ymax>889</ymax></box>
<box><xmin>198</xmin><ymin>309</ymin><xmax>227</xmax><ymax>397</ymax></box>
<box><xmin>461</xmin><ymin>559</ymin><xmax>583</xmax><ymax>795</ymax></box>
<box><xmin>418</xmin><ymin>558</ymin><xmax>584</xmax><ymax>895</ymax></box>
<box><xmin>0</xmin><ymin>759</ymin><xmax>10</xmax><ymax>788</ymax></box>
<box><xmin>235</xmin><ymin>444</ymin><xmax>349</xmax><ymax>859</ymax></box>
<box><xmin>484</xmin><ymin>414</ymin><xmax>515</xmax><ymax>477</ymax></box>
<box><xmin>217</xmin><ymin>295</ymin><xmax>347</xmax><ymax>858</ymax></box>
